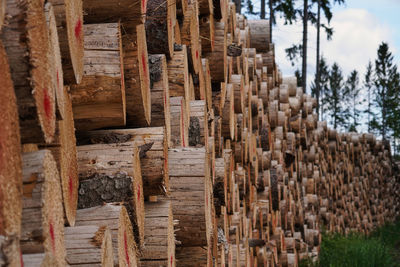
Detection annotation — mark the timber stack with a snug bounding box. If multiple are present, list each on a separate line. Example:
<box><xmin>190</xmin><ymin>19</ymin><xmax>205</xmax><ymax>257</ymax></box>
<box><xmin>0</xmin><ymin>0</ymin><xmax>399</xmax><ymax>266</ymax></box>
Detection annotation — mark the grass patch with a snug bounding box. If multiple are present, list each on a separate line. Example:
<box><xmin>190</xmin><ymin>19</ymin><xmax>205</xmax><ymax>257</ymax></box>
<box><xmin>300</xmin><ymin>221</ymin><xmax>400</xmax><ymax>267</ymax></box>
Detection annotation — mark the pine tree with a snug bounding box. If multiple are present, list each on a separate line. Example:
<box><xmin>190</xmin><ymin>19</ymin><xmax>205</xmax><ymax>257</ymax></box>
<box><xmin>325</xmin><ymin>63</ymin><xmax>347</xmax><ymax>129</ymax></box>
<box><xmin>345</xmin><ymin>70</ymin><xmax>362</xmax><ymax>132</ymax></box>
<box><xmin>371</xmin><ymin>42</ymin><xmax>400</xmax><ymax>140</ymax></box>
<box><xmin>311</xmin><ymin>57</ymin><xmax>330</xmax><ymax>121</ymax></box>
<box><xmin>364</xmin><ymin>61</ymin><xmax>374</xmax><ymax>133</ymax></box>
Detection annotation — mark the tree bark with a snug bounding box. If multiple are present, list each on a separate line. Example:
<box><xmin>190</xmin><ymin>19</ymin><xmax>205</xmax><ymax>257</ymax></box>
<box><xmin>302</xmin><ymin>0</ymin><xmax>308</xmax><ymax>93</ymax></box>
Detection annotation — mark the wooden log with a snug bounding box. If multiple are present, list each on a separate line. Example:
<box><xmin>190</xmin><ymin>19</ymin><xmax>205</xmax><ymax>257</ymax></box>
<box><xmin>70</xmin><ymin>22</ymin><xmax>126</xmax><ymax>131</ymax></box>
<box><xmin>200</xmin><ymin>15</ymin><xmax>215</xmax><ymax>53</ymax></box>
<box><xmin>123</xmin><ymin>23</ymin><xmax>151</xmax><ymax>126</ymax></box>
<box><xmin>148</xmin><ymin>54</ymin><xmax>171</xmax><ymax>146</ymax></box>
<box><xmin>167</xmin><ymin>147</ymin><xmax>212</xmax><ymax>247</ymax></box>
<box><xmin>140</xmin><ymin>201</ymin><xmax>175</xmax><ymax>267</ymax></box>
<box><xmin>76</xmin><ymin>127</ymin><xmax>168</xmax><ymax>197</ymax></box>
<box><xmin>64</xmin><ymin>225</ymin><xmax>114</xmax><ymax>266</ymax></box>
<box><xmin>75</xmin><ymin>204</ymin><xmax>139</xmax><ymax>267</ymax></box>
<box><xmin>145</xmin><ymin>0</ymin><xmax>176</xmax><ymax>58</ymax></box>
<box><xmin>0</xmin><ymin>235</ymin><xmax>22</xmax><ymax>266</ymax></box>
<box><xmin>2</xmin><ymin>0</ymin><xmax>57</xmax><ymax>143</ymax></box>
<box><xmin>204</xmin><ymin>22</ymin><xmax>227</xmax><ymax>83</ymax></box>
<box><xmin>45</xmin><ymin>86</ymin><xmax>78</xmax><ymax>227</ymax></box>
<box><xmin>48</xmin><ymin>0</ymin><xmax>84</xmax><ymax>84</ymax></box>
<box><xmin>44</xmin><ymin>3</ymin><xmax>65</xmax><ymax>120</ymax></box>
<box><xmin>170</xmin><ymin>96</ymin><xmax>189</xmax><ymax>147</ymax></box>
<box><xmin>167</xmin><ymin>45</ymin><xmax>190</xmax><ymax>107</ymax></box>
<box><xmin>76</xmin><ymin>141</ymin><xmax>145</xmax><ymax>247</ymax></box>
<box><xmin>0</xmin><ymin>39</ymin><xmax>22</xmax><ymax>240</ymax></box>
<box><xmin>21</xmin><ymin>150</ymin><xmax>66</xmax><ymax>265</ymax></box>
<box><xmin>189</xmin><ymin>100</ymin><xmax>208</xmax><ymax>146</ymax></box>
<box><xmin>221</xmin><ymin>83</ymin><xmax>235</xmax><ymax>140</ymax></box>
<box><xmin>0</xmin><ymin>0</ymin><xmax>4</xmax><ymax>30</ymax></box>
<box><xmin>175</xmin><ymin>246</ymin><xmax>208</xmax><ymax>266</ymax></box>
<box><xmin>83</xmin><ymin>0</ymin><xmax>146</xmax><ymax>24</ymax></box>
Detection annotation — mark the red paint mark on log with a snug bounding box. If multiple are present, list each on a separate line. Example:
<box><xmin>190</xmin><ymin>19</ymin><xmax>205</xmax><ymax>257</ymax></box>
<box><xmin>142</xmin><ymin>0</ymin><xmax>146</xmax><ymax>14</ymax></box>
<box><xmin>142</xmin><ymin>53</ymin><xmax>147</xmax><ymax>78</ymax></box>
<box><xmin>56</xmin><ymin>70</ymin><xmax>60</xmax><ymax>92</ymax></box>
<box><xmin>196</xmin><ymin>50</ymin><xmax>199</xmax><ymax>59</ymax></box>
<box><xmin>170</xmin><ymin>255</ymin><xmax>173</xmax><ymax>266</ymax></box>
<box><xmin>74</xmin><ymin>19</ymin><xmax>82</xmax><ymax>41</ymax></box>
<box><xmin>43</xmin><ymin>88</ymin><xmax>52</xmax><ymax>120</ymax></box>
<box><xmin>49</xmin><ymin>220</ymin><xmax>56</xmax><ymax>253</ymax></box>
<box><xmin>124</xmin><ymin>230</ymin><xmax>131</xmax><ymax>266</ymax></box>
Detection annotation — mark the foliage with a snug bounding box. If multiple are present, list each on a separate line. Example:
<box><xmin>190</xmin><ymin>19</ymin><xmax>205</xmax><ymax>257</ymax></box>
<box><xmin>300</xmin><ymin>221</ymin><xmax>400</xmax><ymax>267</ymax></box>
<box><xmin>311</xmin><ymin>57</ymin><xmax>330</xmax><ymax>120</ymax></box>
<box><xmin>345</xmin><ymin>70</ymin><xmax>362</xmax><ymax>132</ymax></box>
<box><xmin>324</xmin><ymin>63</ymin><xmax>347</xmax><ymax>129</ymax></box>
<box><xmin>370</xmin><ymin>42</ymin><xmax>400</xmax><ymax>140</ymax></box>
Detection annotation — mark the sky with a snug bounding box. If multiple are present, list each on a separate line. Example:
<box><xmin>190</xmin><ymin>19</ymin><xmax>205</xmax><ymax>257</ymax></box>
<box><xmin>243</xmin><ymin>0</ymin><xmax>400</xmax><ymax>131</ymax></box>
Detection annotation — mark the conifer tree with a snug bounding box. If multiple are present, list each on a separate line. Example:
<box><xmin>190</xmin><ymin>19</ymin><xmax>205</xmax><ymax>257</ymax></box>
<box><xmin>345</xmin><ymin>70</ymin><xmax>362</xmax><ymax>132</ymax></box>
<box><xmin>325</xmin><ymin>62</ymin><xmax>347</xmax><ymax>129</ymax></box>
<box><xmin>364</xmin><ymin>61</ymin><xmax>374</xmax><ymax>133</ymax></box>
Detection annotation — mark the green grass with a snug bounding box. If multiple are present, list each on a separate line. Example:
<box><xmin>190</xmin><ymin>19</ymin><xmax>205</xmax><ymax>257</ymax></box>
<box><xmin>300</xmin><ymin>220</ymin><xmax>400</xmax><ymax>267</ymax></box>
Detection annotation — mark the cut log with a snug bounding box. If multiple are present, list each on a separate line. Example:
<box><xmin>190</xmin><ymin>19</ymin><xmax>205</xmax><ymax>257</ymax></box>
<box><xmin>64</xmin><ymin>225</ymin><xmax>114</xmax><ymax>266</ymax></box>
<box><xmin>123</xmin><ymin>23</ymin><xmax>151</xmax><ymax>126</ymax></box>
<box><xmin>76</xmin><ymin>142</ymin><xmax>145</xmax><ymax>247</ymax></box>
<box><xmin>145</xmin><ymin>0</ymin><xmax>176</xmax><ymax>58</ymax></box>
<box><xmin>0</xmin><ymin>39</ymin><xmax>22</xmax><ymax>239</ymax></box>
<box><xmin>70</xmin><ymin>22</ymin><xmax>126</xmax><ymax>131</ymax></box>
<box><xmin>2</xmin><ymin>0</ymin><xmax>57</xmax><ymax>144</ymax></box>
<box><xmin>189</xmin><ymin>100</ymin><xmax>208</xmax><ymax>146</ymax></box>
<box><xmin>44</xmin><ymin>3</ymin><xmax>65</xmax><ymax>120</ymax></box>
<box><xmin>75</xmin><ymin>204</ymin><xmax>138</xmax><ymax>267</ymax></box>
<box><xmin>0</xmin><ymin>235</ymin><xmax>22</xmax><ymax>266</ymax></box>
<box><xmin>167</xmin><ymin>147</ymin><xmax>212</xmax><ymax>247</ymax></box>
<box><xmin>167</xmin><ymin>45</ymin><xmax>190</xmax><ymax>107</ymax></box>
<box><xmin>45</xmin><ymin>86</ymin><xmax>78</xmax><ymax>227</ymax></box>
<box><xmin>140</xmin><ymin>201</ymin><xmax>175</xmax><ymax>267</ymax></box>
<box><xmin>77</xmin><ymin>127</ymin><xmax>168</xmax><ymax>197</ymax></box>
<box><xmin>83</xmin><ymin>0</ymin><xmax>146</xmax><ymax>24</ymax></box>
<box><xmin>220</xmin><ymin>83</ymin><xmax>235</xmax><ymax>139</ymax></box>
<box><xmin>204</xmin><ymin>22</ymin><xmax>227</xmax><ymax>83</ymax></box>
<box><xmin>21</xmin><ymin>150</ymin><xmax>66</xmax><ymax>265</ymax></box>
<box><xmin>199</xmin><ymin>15</ymin><xmax>215</xmax><ymax>53</ymax></box>
<box><xmin>170</xmin><ymin>97</ymin><xmax>189</xmax><ymax>147</ymax></box>
<box><xmin>48</xmin><ymin>0</ymin><xmax>84</xmax><ymax>84</ymax></box>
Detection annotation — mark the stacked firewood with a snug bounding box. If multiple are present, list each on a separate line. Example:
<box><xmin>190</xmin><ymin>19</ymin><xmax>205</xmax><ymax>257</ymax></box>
<box><xmin>0</xmin><ymin>0</ymin><xmax>399</xmax><ymax>266</ymax></box>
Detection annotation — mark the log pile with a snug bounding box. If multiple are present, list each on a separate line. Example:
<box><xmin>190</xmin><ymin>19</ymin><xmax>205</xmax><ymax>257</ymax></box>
<box><xmin>0</xmin><ymin>0</ymin><xmax>399</xmax><ymax>266</ymax></box>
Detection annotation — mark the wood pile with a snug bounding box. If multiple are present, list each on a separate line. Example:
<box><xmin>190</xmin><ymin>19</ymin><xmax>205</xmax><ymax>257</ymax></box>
<box><xmin>0</xmin><ymin>0</ymin><xmax>399</xmax><ymax>266</ymax></box>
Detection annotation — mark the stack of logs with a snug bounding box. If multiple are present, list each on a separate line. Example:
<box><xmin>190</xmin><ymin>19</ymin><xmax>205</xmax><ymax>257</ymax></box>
<box><xmin>0</xmin><ymin>0</ymin><xmax>399</xmax><ymax>266</ymax></box>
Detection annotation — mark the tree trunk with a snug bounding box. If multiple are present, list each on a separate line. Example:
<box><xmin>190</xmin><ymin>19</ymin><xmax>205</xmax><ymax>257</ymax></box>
<box><xmin>315</xmin><ymin>0</ymin><xmax>321</xmax><ymax>118</ymax></box>
<box><xmin>269</xmin><ymin>0</ymin><xmax>273</xmax><ymax>42</ymax></box>
<box><xmin>302</xmin><ymin>0</ymin><xmax>308</xmax><ymax>93</ymax></box>
<box><xmin>260</xmin><ymin>0</ymin><xmax>265</xmax><ymax>19</ymax></box>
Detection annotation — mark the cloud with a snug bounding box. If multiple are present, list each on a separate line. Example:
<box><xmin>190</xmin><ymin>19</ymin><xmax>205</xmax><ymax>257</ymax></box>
<box><xmin>273</xmin><ymin>8</ymin><xmax>396</xmax><ymax>86</ymax></box>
